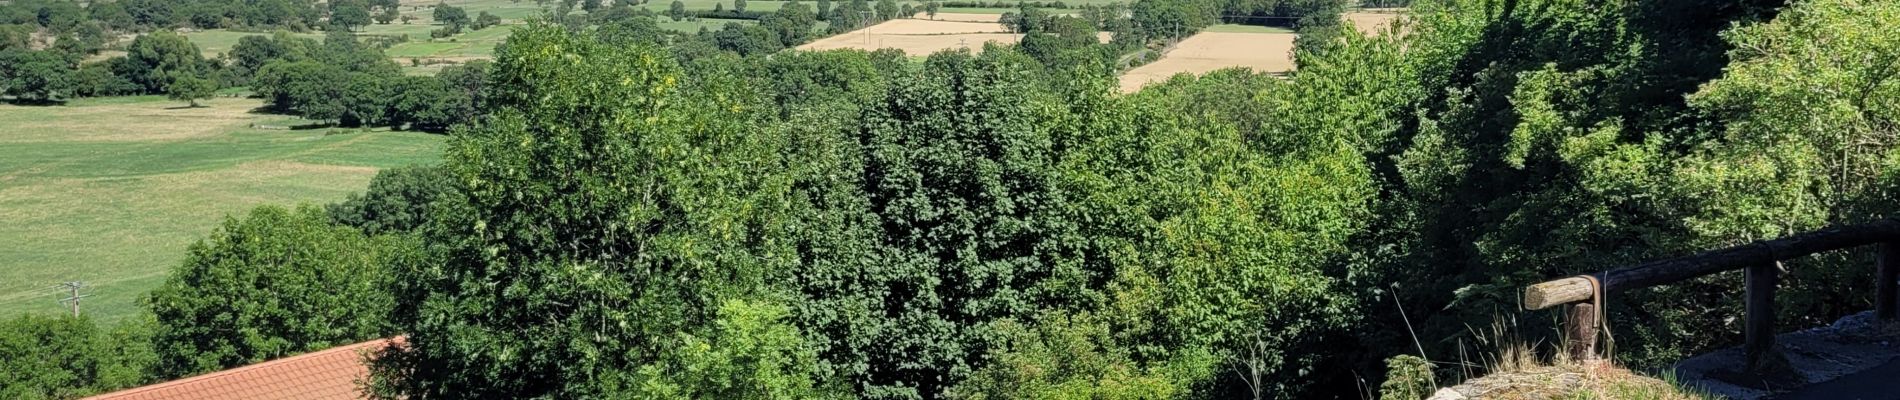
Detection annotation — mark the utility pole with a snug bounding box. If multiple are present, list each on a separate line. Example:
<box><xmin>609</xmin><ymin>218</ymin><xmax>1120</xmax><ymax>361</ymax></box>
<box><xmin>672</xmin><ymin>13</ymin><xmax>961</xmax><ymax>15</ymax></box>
<box><xmin>861</xmin><ymin>10</ymin><xmax>874</xmax><ymax>45</ymax></box>
<box><xmin>55</xmin><ymin>281</ymin><xmax>88</xmax><ymax>317</ymax></box>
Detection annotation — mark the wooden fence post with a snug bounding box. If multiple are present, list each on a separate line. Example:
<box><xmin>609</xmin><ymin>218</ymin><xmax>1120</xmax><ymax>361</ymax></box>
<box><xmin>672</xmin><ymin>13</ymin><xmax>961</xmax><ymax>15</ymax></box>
<box><xmin>1879</xmin><ymin>242</ymin><xmax>1898</xmax><ymax>320</ymax></box>
<box><xmin>1745</xmin><ymin>261</ymin><xmax>1779</xmax><ymax>372</ymax></box>
<box><xmin>1565</xmin><ymin>303</ymin><xmax>1597</xmax><ymax>361</ymax></box>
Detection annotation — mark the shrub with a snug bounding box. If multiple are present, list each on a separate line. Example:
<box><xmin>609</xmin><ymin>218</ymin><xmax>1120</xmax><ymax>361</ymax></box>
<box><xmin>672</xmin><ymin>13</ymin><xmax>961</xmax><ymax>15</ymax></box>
<box><xmin>1379</xmin><ymin>355</ymin><xmax>1433</xmax><ymax>400</ymax></box>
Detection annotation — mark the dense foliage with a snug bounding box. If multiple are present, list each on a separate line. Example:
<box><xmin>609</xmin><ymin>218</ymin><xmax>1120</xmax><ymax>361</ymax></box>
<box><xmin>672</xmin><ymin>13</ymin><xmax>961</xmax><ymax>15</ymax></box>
<box><xmin>8</xmin><ymin>0</ymin><xmax>1900</xmax><ymax>399</ymax></box>
<box><xmin>0</xmin><ymin>315</ymin><xmax>156</xmax><ymax>400</ymax></box>
<box><xmin>146</xmin><ymin>205</ymin><xmax>405</xmax><ymax>377</ymax></box>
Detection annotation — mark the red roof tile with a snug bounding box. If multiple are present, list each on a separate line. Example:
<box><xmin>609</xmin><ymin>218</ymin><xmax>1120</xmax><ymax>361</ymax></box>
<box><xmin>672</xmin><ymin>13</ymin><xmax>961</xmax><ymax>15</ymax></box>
<box><xmin>86</xmin><ymin>337</ymin><xmax>402</xmax><ymax>400</ymax></box>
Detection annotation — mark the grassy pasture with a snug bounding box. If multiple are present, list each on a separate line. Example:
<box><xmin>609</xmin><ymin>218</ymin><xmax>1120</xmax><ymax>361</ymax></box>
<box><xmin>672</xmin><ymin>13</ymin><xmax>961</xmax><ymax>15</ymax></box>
<box><xmin>180</xmin><ymin>30</ymin><xmax>323</xmax><ymax>57</ymax></box>
<box><xmin>404</xmin><ymin>0</ymin><xmax>555</xmax><ymax>20</ymax></box>
<box><xmin>386</xmin><ymin>24</ymin><xmax>513</xmax><ymax>58</ymax></box>
<box><xmin>0</xmin><ymin>96</ymin><xmax>444</xmax><ymax>324</ymax></box>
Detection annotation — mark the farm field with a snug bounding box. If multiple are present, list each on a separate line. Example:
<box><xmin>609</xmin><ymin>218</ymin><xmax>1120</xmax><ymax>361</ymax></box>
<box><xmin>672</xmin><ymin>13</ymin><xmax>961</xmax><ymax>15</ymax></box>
<box><xmin>1345</xmin><ymin>9</ymin><xmax>1404</xmax><ymax>35</ymax></box>
<box><xmin>386</xmin><ymin>24</ymin><xmax>514</xmax><ymax>58</ymax></box>
<box><xmin>1117</xmin><ymin>28</ymin><xmax>1297</xmax><ymax>93</ymax></box>
<box><xmin>798</xmin><ymin>19</ymin><xmax>1019</xmax><ymax>56</ymax></box>
<box><xmin>400</xmin><ymin>0</ymin><xmax>555</xmax><ymax>20</ymax></box>
<box><xmin>1201</xmin><ymin>24</ymin><xmax>1294</xmax><ymax>33</ymax></box>
<box><xmin>915</xmin><ymin>12</ymin><xmax>1003</xmax><ymax>22</ymax></box>
<box><xmin>0</xmin><ymin>96</ymin><xmax>444</xmax><ymax>324</ymax></box>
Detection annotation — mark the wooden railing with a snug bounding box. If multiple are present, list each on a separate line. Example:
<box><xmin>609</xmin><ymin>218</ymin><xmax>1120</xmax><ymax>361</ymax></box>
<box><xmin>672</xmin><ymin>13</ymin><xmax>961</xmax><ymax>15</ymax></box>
<box><xmin>1522</xmin><ymin>219</ymin><xmax>1900</xmax><ymax>372</ymax></box>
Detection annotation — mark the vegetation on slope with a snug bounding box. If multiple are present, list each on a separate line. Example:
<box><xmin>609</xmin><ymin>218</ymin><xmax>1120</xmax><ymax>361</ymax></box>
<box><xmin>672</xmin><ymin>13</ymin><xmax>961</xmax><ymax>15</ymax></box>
<box><xmin>3</xmin><ymin>0</ymin><xmax>1899</xmax><ymax>399</ymax></box>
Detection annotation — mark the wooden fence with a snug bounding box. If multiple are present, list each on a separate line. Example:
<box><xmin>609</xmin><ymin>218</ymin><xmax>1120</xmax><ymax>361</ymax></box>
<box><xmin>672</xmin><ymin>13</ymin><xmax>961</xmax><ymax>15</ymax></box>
<box><xmin>1522</xmin><ymin>218</ymin><xmax>1900</xmax><ymax>372</ymax></box>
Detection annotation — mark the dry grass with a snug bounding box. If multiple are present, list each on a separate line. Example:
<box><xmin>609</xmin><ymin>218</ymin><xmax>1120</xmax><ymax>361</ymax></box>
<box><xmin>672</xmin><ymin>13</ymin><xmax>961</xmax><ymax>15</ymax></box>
<box><xmin>0</xmin><ymin>97</ymin><xmax>265</xmax><ymax>143</ymax></box>
<box><xmin>1344</xmin><ymin>11</ymin><xmax>1405</xmax><ymax>36</ymax></box>
<box><xmin>1117</xmin><ymin>31</ymin><xmax>1297</xmax><ymax>93</ymax></box>
<box><xmin>914</xmin><ymin>12</ymin><xmax>1005</xmax><ymax>23</ymax></box>
<box><xmin>1432</xmin><ymin>316</ymin><xmax>1719</xmax><ymax>400</ymax></box>
<box><xmin>799</xmin><ymin>19</ymin><xmax>1025</xmax><ymax>56</ymax></box>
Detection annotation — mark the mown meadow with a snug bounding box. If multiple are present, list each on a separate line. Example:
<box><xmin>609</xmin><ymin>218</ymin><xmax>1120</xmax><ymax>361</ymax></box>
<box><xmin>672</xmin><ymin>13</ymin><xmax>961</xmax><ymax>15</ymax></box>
<box><xmin>0</xmin><ymin>96</ymin><xmax>443</xmax><ymax>323</ymax></box>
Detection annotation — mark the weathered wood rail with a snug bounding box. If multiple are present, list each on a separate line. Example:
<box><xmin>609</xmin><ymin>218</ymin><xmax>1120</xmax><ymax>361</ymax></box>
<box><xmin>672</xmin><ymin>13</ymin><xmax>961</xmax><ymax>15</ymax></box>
<box><xmin>1522</xmin><ymin>218</ymin><xmax>1900</xmax><ymax>372</ymax></box>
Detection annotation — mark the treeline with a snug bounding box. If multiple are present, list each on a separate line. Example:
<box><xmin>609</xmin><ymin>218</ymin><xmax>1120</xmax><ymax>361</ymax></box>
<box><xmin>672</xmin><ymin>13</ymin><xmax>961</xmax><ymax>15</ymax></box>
<box><xmin>0</xmin><ymin>25</ymin><xmax>481</xmax><ymax>132</ymax></box>
<box><xmin>241</xmin><ymin>32</ymin><xmax>487</xmax><ymax>131</ymax></box>
<box><xmin>0</xmin><ymin>0</ymin><xmax>399</xmax><ymax>33</ymax></box>
<box><xmin>1123</xmin><ymin>0</ymin><xmax>1346</xmax><ymax>43</ymax></box>
<box><xmin>938</xmin><ymin>0</ymin><xmax>1073</xmax><ymax>8</ymax></box>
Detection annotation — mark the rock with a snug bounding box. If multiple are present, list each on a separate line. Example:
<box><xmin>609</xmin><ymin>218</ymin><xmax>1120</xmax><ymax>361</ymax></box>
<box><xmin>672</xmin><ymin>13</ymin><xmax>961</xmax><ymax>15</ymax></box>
<box><xmin>1426</xmin><ymin>388</ymin><xmax>1467</xmax><ymax>400</ymax></box>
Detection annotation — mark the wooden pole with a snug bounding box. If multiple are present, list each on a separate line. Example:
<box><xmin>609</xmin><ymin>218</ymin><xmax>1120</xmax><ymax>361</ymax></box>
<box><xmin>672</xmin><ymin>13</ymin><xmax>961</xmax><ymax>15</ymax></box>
<box><xmin>1745</xmin><ymin>261</ymin><xmax>1778</xmax><ymax>372</ymax></box>
<box><xmin>1880</xmin><ymin>242</ymin><xmax>1898</xmax><ymax>320</ymax></box>
<box><xmin>1565</xmin><ymin>303</ymin><xmax>1597</xmax><ymax>361</ymax></box>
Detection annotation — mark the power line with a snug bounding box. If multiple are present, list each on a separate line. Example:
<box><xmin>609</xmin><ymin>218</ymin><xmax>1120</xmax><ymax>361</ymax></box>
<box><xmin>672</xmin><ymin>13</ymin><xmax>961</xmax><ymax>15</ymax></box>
<box><xmin>53</xmin><ymin>281</ymin><xmax>89</xmax><ymax>317</ymax></box>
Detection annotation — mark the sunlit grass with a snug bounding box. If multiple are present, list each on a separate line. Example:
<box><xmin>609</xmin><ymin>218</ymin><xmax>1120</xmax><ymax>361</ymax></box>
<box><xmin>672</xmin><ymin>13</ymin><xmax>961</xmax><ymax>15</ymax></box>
<box><xmin>0</xmin><ymin>96</ymin><xmax>444</xmax><ymax>324</ymax></box>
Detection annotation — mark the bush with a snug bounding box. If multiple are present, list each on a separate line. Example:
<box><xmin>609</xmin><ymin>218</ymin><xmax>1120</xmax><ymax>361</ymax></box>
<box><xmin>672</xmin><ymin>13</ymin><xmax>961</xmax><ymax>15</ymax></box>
<box><xmin>1379</xmin><ymin>355</ymin><xmax>1433</xmax><ymax>400</ymax></box>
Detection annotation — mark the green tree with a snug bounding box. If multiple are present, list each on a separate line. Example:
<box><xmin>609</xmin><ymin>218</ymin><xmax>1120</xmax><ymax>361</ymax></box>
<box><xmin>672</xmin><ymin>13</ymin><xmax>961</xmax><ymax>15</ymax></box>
<box><xmin>371</xmin><ymin>23</ymin><xmax>818</xmax><ymax>398</ymax></box>
<box><xmin>668</xmin><ymin>0</ymin><xmax>687</xmax><ymax>21</ymax></box>
<box><xmin>873</xmin><ymin>0</ymin><xmax>896</xmax><ymax>21</ymax></box>
<box><xmin>375</xmin><ymin>7</ymin><xmax>399</xmax><ymax>24</ymax></box>
<box><xmin>329</xmin><ymin>0</ymin><xmax>373</xmax><ymax>30</ymax></box>
<box><xmin>761</xmin><ymin>2</ymin><xmax>818</xmax><ymax>47</ymax></box>
<box><xmin>253</xmin><ymin>60</ymin><xmax>347</xmax><ymax>118</ymax></box>
<box><xmin>583</xmin><ymin>0</ymin><xmax>604</xmax><ymax>12</ymax></box>
<box><xmin>147</xmin><ymin>205</ymin><xmax>402</xmax><ymax>377</ymax></box>
<box><xmin>227</xmin><ymin>32</ymin><xmax>317</xmax><ymax>80</ymax></box>
<box><xmin>328</xmin><ymin>165</ymin><xmax>455</xmax><ymax>234</ymax></box>
<box><xmin>0</xmin><ymin>315</ymin><xmax>157</xmax><ymax>400</ymax></box>
<box><xmin>113</xmin><ymin>31</ymin><xmax>206</xmax><ymax>94</ymax></box>
<box><xmin>734</xmin><ymin>0</ymin><xmax>747</xmax><ymax>13</ymax></box>
<box><xmin>431</xmin><ymin>2</ymin><xmax>469</xmax><ymax>26</ymax></box>
<box><xmin>164</xmin><ymin>71</ymin><xmax>216</xmax><ymax>107</ymax></box>
<box><xmin>472</xmin><ymin>11</ymin><xmax>501</xmax><ymax>29</ymax></box>
<box><xmin>0</xmin><ymin>48</ymin><xmax>75</xmax><ymax>102</ymax></box>
<box><xmin>712</xmin><ymin>22</ymin><xmax>782</xmax><ymax>56</ymax></box>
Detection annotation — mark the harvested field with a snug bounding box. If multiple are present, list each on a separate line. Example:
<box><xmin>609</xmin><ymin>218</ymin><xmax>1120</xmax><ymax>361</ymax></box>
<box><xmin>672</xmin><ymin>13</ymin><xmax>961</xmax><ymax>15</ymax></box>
<box><xmin>800</xmin><ymin>18</ymin><xmax>1110</xmax><ymax>57</ymax></box>
<box><xmin>1118</xmin><ymin>31</ymin><xmax>1297</xmax><ymax>93</ymax></box>
<box><xmin>914</xmin><ymin>12</ymin><xmax>1005</xmax><ymax>23</ymax></box>
<box><xmin>1344</xmin><ymin>10</ymin><xmax>1405</xmax><ymax>35</ymax></box>
<box><xmin>799</xmin><ymin>19</ymin><xmax>1021</xmax><ymax>56</ymax></box>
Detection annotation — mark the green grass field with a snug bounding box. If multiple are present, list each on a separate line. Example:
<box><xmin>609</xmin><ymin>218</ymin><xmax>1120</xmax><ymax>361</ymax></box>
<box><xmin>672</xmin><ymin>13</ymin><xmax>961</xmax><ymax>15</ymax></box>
<box><xmin>411</xmin><ymin>0</ymin><xmax>555</xmax><ymax>20</ymax></box>
<box><xmin>180</xmin><ymin>30</ymin><xmax>324</xmax><ymax>57</ymax></box>
<box><xmin>386</xmin><ymin>24</ymin><xmax>514</xmax><ymax>58</ymax></box>
<box><xmin>0</xmin><ymin>96</ymin><xmax>444</xmax><ymax>324</ymax></box>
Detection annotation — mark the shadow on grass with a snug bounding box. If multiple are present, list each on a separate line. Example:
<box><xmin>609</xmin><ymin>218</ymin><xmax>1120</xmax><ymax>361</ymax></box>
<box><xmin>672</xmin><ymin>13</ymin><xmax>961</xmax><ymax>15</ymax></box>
<box><xmin>3</xmin><ymin>98</ymin><xmax>70</xmax><ymax>106</ymax></box>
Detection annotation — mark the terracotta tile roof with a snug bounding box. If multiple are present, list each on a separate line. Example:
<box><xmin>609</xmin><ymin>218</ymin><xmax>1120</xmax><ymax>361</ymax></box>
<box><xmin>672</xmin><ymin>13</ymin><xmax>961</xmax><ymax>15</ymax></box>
<box><xmin>86</xmin><ymin>337</ymin><xmax>402</xmax><ymax>400</ymax></box>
